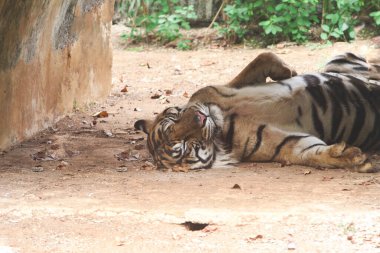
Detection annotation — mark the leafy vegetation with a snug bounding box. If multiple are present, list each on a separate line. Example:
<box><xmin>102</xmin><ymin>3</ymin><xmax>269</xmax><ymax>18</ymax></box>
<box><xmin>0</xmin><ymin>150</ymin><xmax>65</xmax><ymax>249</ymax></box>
<box><xmin>116</xmin><ymin>0</ymin><xmax>380</xmax><ymax>47</ymax></box>
<box><xmin>117</xmin><ymin>0</ymin><xmax>196</xmax><ymax>48</ymax></box>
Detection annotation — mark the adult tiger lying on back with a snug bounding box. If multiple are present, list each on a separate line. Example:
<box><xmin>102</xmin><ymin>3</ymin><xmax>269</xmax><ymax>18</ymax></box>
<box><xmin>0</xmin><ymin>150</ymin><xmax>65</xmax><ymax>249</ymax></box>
<box><xmin>135</xmin><ymin>52</ymin><xmax>380</xmax><ymax>172</ymax></box>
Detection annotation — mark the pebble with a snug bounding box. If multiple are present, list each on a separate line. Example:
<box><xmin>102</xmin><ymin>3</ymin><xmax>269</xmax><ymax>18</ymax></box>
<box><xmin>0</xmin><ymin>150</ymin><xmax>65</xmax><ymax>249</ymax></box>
<box><xmin>32</xmin><ymin>166</ymin><xmax>44</xmax><ymax>172</ymax></box>
<box><xmin>104</xmin><ymin>130</ymin><xmax>113</xmax><ymax>137</ymax></box>
<box><xmin>287</xmin><ymin>242</ymin><xmax>296</xmax><ymax>250</ymax></box>
<box><xmin>116</xmin><ymin>166</ymin><xmax>128</xmax><ymax>172</ymax></box>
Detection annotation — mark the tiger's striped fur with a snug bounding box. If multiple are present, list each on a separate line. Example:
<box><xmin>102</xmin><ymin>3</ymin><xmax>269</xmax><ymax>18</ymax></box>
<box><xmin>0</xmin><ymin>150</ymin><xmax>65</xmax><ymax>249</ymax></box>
<box><xmin>135</xmin><ymin>52</ymin><xmax>380</xmax><ymax>172</ymax></box>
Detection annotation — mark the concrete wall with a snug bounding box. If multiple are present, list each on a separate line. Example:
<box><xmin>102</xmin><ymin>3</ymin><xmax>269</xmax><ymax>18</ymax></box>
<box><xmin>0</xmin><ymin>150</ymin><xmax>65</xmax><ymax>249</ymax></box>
<box><xmin>0</xmin><ymin>0</ymin><xmax>114</xmax><ymax>149</ymax></box>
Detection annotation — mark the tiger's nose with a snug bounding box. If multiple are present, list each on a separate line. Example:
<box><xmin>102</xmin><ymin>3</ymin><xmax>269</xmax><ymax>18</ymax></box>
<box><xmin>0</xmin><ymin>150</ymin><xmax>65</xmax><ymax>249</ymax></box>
<box><xmin>194</xmin><ymin>111</ymin><xmax>207</xmax><ymax>126</ymax></box>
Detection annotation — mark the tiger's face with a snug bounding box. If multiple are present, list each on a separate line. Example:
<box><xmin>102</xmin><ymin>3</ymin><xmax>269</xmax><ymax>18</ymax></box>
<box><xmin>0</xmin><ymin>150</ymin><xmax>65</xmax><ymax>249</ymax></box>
<box><xmin>134</xmin><ymin>103</ymin><xmax>224</xmax><ymax>170</ymax></box>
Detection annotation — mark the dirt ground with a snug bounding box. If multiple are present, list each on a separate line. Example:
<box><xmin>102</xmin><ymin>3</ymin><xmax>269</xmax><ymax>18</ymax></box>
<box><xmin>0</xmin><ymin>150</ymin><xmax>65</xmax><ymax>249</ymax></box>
<box><xmin>1</xmin><ymin>28</ymin><xmax>380</xmax><ymax>252</ymax></box>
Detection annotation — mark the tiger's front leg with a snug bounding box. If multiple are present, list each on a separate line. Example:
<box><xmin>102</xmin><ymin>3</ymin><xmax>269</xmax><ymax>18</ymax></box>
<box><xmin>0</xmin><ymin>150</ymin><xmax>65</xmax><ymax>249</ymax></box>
<box><xmin>236</xmin><ymin>124</ymin><xmax>375</xmax><ymax>173</ymax></box>
<box><xmin>227</xmin><ymin>52</ymin><xmax>297</xmax><ymax>88</ymax></box>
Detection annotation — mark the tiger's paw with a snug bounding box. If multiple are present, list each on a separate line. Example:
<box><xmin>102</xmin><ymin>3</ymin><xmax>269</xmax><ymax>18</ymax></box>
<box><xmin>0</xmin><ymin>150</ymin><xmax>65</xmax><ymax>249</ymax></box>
<box><xmin>269</xmin><ymin>62</ymin><xmax>298</xmax><ymax>81</ymax></box>
<box><xmin>327</xmin><ymin>142</ymin><xmax>367</xmax><ymax>167</ymax></box>
<box><xmin>264</xmin><ymin>53</ymin><xmax>297</xmax><ymax>81</ymax></box>
<box><xmin>356</xmin><ymin>161</ymin><xmax>378</xmax><ymax>173</ymax></box>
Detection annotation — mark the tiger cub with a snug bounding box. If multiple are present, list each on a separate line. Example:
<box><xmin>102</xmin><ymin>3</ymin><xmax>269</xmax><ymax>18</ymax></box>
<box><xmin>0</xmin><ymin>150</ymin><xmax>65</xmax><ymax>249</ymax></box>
<box><xmin>135</xmin><ymin>52</ymin><xmax>380</xmax><ymax>172</ymax></box>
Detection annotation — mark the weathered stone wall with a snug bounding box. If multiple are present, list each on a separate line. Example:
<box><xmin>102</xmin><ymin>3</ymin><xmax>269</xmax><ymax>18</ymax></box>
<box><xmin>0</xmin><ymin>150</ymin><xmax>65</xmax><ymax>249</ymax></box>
<box><xmin>0</xmin><ymin>0</ymin><xmax>114</xmax><ymax>149</ymax></box>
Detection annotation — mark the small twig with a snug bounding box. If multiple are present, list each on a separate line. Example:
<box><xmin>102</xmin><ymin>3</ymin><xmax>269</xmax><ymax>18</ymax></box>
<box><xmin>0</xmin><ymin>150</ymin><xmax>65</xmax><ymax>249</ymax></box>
<box><xmin>208</xmin><ymin>0</ymin><xmax>226</xmax><ymax>29</ymax></box>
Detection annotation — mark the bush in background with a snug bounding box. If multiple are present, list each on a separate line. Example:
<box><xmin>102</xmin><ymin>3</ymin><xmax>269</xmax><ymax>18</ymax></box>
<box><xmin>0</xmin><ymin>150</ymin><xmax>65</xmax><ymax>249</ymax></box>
<box><xmin>116</xmin><ymin>0</ymin><xmax>380</xmax><ymax>47</ymax></box>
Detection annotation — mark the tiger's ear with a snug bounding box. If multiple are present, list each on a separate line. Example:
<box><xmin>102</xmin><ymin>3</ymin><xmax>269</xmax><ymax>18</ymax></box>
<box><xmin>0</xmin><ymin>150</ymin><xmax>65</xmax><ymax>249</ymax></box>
<box><xmin>134</xmin><ymin>119</ymin><xmax>153</xmax><ymax>134</ymax></box>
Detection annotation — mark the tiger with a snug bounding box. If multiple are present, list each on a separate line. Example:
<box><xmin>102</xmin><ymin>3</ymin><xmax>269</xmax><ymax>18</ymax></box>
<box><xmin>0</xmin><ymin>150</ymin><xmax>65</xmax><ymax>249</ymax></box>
<box><xmin>134</xmin><ymin>52</ymin><xmax>380</xmax><ymax>173</ymax></box>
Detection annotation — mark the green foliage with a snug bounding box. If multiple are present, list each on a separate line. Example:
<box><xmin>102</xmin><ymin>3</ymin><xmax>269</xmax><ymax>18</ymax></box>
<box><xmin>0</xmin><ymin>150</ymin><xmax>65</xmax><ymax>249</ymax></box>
<box><xmin>117</xmin><ymin>0</ymin><xmax>380</xmax><ymax>47</ymax></box>
<box><xmin>214</xmin><ymin>1</ymin><xmax>255</xmax><ymax>42</ymax></box>
<box><xmin>320</xmin><ymin>0</ymin><xmax>364</xmax><ymax>42</ymax></box>
<box><xmin>155</xmin><ymin>6</ymin><xmax>197</xmax><ymax>42</ymax></box>
<box><xmin>370</xmin><ymin>11</ymin><xmax>380</xmax><ymax>26</ymax></box>
<box><xmin>119</xmin><ymin>0</ymin><xmax>196</xmax><ymax>44</ymax></box>
<box><xmin>177</xmin><ymin>39</ymin><xmax>192</xmax><ymax>50</ymax></box>
<box><xmin>259</xmin><ymin>0</ymin><xmax>319</xmax><ymax>43</ymax></box>
<box><xmin>215</xmin><ymin>0</ymin><xmax>379</xmax><ymax>44</ymax></box>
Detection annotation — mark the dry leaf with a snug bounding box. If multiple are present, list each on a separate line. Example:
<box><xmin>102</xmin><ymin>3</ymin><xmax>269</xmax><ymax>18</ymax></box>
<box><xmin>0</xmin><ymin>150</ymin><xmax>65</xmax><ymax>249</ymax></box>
<box><xmin>151</xmin><ymin>93</ymin><xmax>161</xmax><ymax>99</ymax></box>
<box><xmin>115</xmin><ymin>151</ymin><xmax>130</xmax><ymax>161</ymax></box>
<box><xmin>31</xmin><ymin>150</ymin><xmax>59</xmax><ymax>161</ymax></box>
<box><xmin>172</xmin><ymin>165</ymin><xmax>190</xmax><ymax>172</ymax></box>
<box><xmin>303</xmin><ymin>170</ymin><xmax>311</xmax><ymax>175</ymax></box>
<box><xmin>141</xmin><ymin>161</ymin><xmax>156</xmax><ymax>171</ymax></box>
<box><xmin>165</xmin><ymin>89</ymin><xmax>173</xmax><ymax>96</ymax></box>
<box><xmin>56</xmin><ymin>161</ymin><xmax>69</xmax><ymax>170</ymax></box>
<box><xmin>65</xmin><ymin>150</ymin><xmax>80</xmax><ymax>157</ymax></box>
<box><xmin>202</xmin><ymin>225</ymin><xmax>218</xmax><ymax>233</ymax></box>
<box><xmin>50</xmin><ymin>144</ymin><xmax>60</xmax><ymax>150</ymax></box>
<box><xmin>92</xmin><ymin>111</ymin><xmax>109</xmax><ymax>118</ymax></box>
<box><xmin>134</xmin><ymin>144</ymin><xmax>145</xmax><ymax>150</ymax></box>
<box><xmin>200</xmin><ymin>60</ymin><xmax>216</xmax><ymax>66</ymax></box>
<box><xmin>246</xmin><ymin>235</ymin><xmax>263</xmax><ymax>242</ymax></box>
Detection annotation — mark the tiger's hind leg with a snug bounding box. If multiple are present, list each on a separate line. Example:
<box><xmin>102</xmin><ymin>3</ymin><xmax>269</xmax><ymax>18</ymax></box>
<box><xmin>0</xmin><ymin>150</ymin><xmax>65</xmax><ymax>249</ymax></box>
<box><xmin>324</xmin><ymin>52</ymin><xmax>380</xmax><ymax>81</ymax></box>
<box><xmin>299</xmin><ymin>142</ymin><xmax>377</xmax><ymax>173</ymax></box>
<box><xmin>227</xmin><ymin>52</ymin><xmax>297</xmax><ymax>89</ymax></box>
<box><xmin>242</xmin><ymin>125</ymin><xmax>376</xmax><ymax>172</ymax></box>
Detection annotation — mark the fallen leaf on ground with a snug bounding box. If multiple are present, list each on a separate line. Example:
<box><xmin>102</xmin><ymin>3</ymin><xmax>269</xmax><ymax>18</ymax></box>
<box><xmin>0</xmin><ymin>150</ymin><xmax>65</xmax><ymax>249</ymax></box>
<box><xmin>358</xmin><ymin>178</ymin><xmax>380</xmax><ymax>186</ymax></box>
<box><xmin>31</xmin><ymin>150</ymin><xmax>59</xmax><ymax>161</ymax></box>
<box><xmin>50</xmin><ymin>144</ymin><xmax>60</xmax><ymax>150</ymax></box>
<box><xmin>165</xmin><ymin>89</ymin><xmax>173</xmax><ymax>96</ymax></box>
<box><xmin>172</xmin><ymin>165</ymin><xmax>190</xmax><ymax>172</ymax></box>
<box><xmin>56</xmin><ymin>161</ymin><xmax>69</xmax><ymax>170</ymax></box>
<box><xmin>92</xmin><ymin>111</ymin><xmax>109</xmax><ymax>118</ymax></box>
<box><xmin>65</xmin><ymin>150</ymin><xmax>81</xmax><ymax>157</ymax></box>
<box><xmin>202</xmin><ymin>225</ymin><xmax>218</xmax><ymax>233</ymax></box>
<box><xmin>115</xmin><ymin>151</ymin><xmax>130</xmax><ymax>161</ymax></box>
<box><xmin>160</xmin><ymin>98</ymin><xmax>170</xmax><ymax>104</ymax></box>
<box><xmin>141</xmin><ymin>161</ymin><xmax>156</xmax><ymax>170</ymax></box>
<box><xmin>115</xmin><ymin>150</ymin><xmax>140</xmax><ymax>161</ymax></box>
<box><xmin>134</xmin><ymin>144</ymin><xmax>145</xmax><ymax>150</ymax></box>
<box><xmin>303</xmin><ymin>170</ymin><xmax>311</xmax><ymax>175</ymax></box>
<box><xmin>200</xmin><ymin>60</ymin><xmax>216</xmax><ymax>66</ymax></box>
<box><xmin>150</xmin><ymin>93</ymin><xmax>161</xmax><ymax>99</ymax></box>
<box><xmin>139</xmin><ymin>63</ymin><xmax>151</xmax><ymax>68</ymax></box>
<box><xmin>246</xmin><ymin>235</ymin><xmax>263</xmax><ymax>242</ymax></box>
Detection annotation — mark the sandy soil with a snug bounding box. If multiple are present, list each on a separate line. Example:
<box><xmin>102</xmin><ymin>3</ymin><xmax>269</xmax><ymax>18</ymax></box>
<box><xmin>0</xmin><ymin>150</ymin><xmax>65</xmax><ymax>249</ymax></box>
<box><xmin>1</xmin><ymin>30</ymin><xmax>380</xmax><ymax>252</ymax></box>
